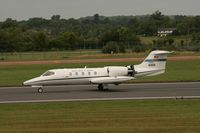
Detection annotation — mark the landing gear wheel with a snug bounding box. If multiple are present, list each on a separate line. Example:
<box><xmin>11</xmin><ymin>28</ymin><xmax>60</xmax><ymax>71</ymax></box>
<box><xmin>98</xmin><ymin>84</ymin><xmax>104</xmax><ymax>91</ymax></box>
<box><xmin>38</xmin><ymin>87</ymin><xmax>43</xmax><ymax>93</ymax></box>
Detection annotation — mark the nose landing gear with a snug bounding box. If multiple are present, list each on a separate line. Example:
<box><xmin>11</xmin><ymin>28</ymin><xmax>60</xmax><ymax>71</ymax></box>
<box><xmin>38</xmin><ymin>87</ymin><xmax>43</xmax><ymax>93</ymax></box>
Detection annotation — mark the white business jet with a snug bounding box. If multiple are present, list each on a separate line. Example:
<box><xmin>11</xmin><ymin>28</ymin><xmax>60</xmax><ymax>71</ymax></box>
<box><xmin>23</xmin><ymin>50</ymin><xmax>171</xmax><ymax>93</ymax></box>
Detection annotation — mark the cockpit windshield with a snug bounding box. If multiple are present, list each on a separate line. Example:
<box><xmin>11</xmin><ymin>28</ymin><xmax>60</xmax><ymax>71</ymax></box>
<box><xmin>42</xmin><ymin>71</ymin><xmax>55</xmax><ymax>76</ymax></box>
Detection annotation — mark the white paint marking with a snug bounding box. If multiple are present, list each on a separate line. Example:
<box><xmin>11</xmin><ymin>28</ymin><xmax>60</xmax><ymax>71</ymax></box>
<box><xmin>0</xmin><ymin>96</ymin><xmax>200</xmax><ymax>104</ymax></box>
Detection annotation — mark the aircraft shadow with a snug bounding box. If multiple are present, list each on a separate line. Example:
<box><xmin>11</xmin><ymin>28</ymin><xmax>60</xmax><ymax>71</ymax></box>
<box><xmin>87</xmin><ymin>88</ymin><xmax>131</xmax><ymax>92</ymax></box>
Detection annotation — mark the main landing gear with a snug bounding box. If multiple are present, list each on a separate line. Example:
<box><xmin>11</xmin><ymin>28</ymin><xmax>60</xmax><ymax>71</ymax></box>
<box><xmin>98</xmin><ymin>84</ymin><xmax>104</xmax><ymax>91</ymax></box>
<box><xmin>98</xmin><ymin>84</ymin><xmax>108</xmax><ymax>91</ymax></box>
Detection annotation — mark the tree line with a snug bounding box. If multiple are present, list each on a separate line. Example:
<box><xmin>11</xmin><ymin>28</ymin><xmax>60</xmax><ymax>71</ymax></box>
<box><xmin>0</xmin><ymin>11</ymin><xmax>200</xmax><ymax>53</ymax></box>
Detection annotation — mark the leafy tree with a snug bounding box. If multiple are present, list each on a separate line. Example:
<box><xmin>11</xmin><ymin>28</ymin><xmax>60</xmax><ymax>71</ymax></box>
<box><xmin>51</xmin><ymin>15</ymin><xmax>61</xmax><ymax>21</ymax></box>
<box><xmin>67</xmin><ymin>33</ymin><xmax>78</xmax><ymax>50</ymax></box>
<box><xmin>27</xmin><ymin>17</ymin><xmax>49</xmax><ymax>29</ymax></box>
<box><xmin>31</xmin><ymin>31</ymin><xmax>49</xmax><ymax>51</ymax></box>
<box><xmin>151</xmin><ymin>10</ymin><xmax>164</xmax><ymax>20</ymax></box>
<box><xmin>0</xmin><ymin>11</ymin><xmax>200</xmax><ymax>52</ymax></box>
<box><xmin>59</xmin><ymin>32</ymin><xmax>79</xmax><ymax>50</ymax></box>
<box><xmin>168</xmin><ymin>38</ymin><xmax>174</xmax><ymax>45</ymax></box>
<box><xmin>102</xmin><ymin>41</ymin><xmax>119</xmax><ymax>54</ymax></box>
<box><xmin>0</xmin><ymin>28</ymin><xmax>26</xmax><ymax>52</ymax></box>
<box><xmin>1</xmin><ymin>18</ymin><xmax>18</xmax><ymax>28</ymax></box>
<box><xmin>132</xmin><ymin>45</ymin><xmax>146</xmax><ymax>53</ymax></box>
<box><xmin>94</xmin><ymin>14</ymin><xmax>100</xmax><ymax>24</ymax></box>
<box><xmin>177</xmin><ymin>17</ymin><xmax>194</xmax><ymax>35</ymax></box>
<box><xmin>49</xmin><ymin>37</ymin><xmax>64</xmax><ymax>50</ymax></box>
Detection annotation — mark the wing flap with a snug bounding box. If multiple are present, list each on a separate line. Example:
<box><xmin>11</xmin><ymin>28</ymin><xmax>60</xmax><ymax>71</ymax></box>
<box><xmin>90</xmin><ymin>76</ymin><xmax>134</xmax><ymax>84</ymax></box>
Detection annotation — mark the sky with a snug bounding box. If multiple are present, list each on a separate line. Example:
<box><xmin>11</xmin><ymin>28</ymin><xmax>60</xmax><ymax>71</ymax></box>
<box><xmin>0</xmin><ymin>0</ymin><xmax>199</xmax><ymax>21</ymax></box>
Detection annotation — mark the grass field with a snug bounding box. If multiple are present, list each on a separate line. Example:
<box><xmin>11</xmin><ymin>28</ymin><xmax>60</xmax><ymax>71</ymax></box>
<box><xmin>1</xmin><ymin>50</ymin><xmax>200</xmax><ymax>61</ymax></box>
<box><xmin>0</xmin><ymin>50</ymin><xmax>160</xmax><ymax>61</ymax></box>
<box><xmin>0</xmin><ymin>50</ymin><xmax>155</xmax><ymax>61</ymax></box>
<box><xmin>0</xmin><ymin>99</ymin><xmax>200</xmax><ymax>133</ymax></box>
<box><xmin>0</xmin><ymin>60</ymin><xmax>200</xmax><ymax>86</ymax></box>
<box><xmin>0</xmin><ymin>50</ymin><xmax>101</xmax><ymax>61</ymax></box>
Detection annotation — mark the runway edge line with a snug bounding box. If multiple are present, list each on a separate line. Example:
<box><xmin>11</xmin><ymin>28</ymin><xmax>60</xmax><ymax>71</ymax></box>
<box><xmin>1</xmin><ymin>96</ymin><xmax>200</xmax><ymax>104</ymax></box>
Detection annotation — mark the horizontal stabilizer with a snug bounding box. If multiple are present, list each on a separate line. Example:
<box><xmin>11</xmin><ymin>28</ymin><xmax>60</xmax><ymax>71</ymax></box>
<box><xmin>90</xmin><ymin>76</ymin><xmax>134</xmax><ymax>84</ymax></box>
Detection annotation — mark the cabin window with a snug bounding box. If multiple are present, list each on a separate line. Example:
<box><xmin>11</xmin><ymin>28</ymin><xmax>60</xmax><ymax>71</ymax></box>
<box><xmin>82</xmin><ymin>72</ymin><xmax>84</xmax><ymax>76</ymax></box>
<box><xmin>94</xmin><ymin>71</ymin><xmax>97</xmax><ymax>75</ymax></box>
<box><xmin>75</xmin><ymin>72</ymin><xmax>78</xmax><ymax>76</ymax></box>
<box><xmin>88</xmin><ymin>72</ymin><xmax>91</xmax><ymax>75</ymax></box>
<box><xmin>69</xmin><ymin>72</ymin><xmax>72</xmax><ymax>76</ymax></box>
<box><xmin>42</xmin><ymin>71</ymin><xmax>55</xmax><ymax>76</ymax></box>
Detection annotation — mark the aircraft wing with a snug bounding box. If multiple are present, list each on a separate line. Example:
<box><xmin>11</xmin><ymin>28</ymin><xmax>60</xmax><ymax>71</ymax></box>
<box><xmin>90</xmin><ymin>76</ymin><xmax>134</xmax><ymax>84</ymax></box>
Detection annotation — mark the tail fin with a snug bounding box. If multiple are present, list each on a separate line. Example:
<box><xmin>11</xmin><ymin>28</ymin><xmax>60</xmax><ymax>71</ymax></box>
<box><xmin>134</xmin><ymin>50</ymin><xmax>171</xmax><ymax>77</ymax></box>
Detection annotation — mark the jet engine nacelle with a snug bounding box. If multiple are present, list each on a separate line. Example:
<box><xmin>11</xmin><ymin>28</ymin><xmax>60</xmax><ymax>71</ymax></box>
<box><xmin>107</xmin><ymin>66</ymin><xmax>128</xmax><ymax>77</ymax></box>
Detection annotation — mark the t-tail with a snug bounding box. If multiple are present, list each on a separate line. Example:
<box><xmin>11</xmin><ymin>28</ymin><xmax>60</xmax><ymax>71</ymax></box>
<box><xmin>134</xmin><ymin>50</ymin><xmax>171</xmax><ymax>77</ymax></box>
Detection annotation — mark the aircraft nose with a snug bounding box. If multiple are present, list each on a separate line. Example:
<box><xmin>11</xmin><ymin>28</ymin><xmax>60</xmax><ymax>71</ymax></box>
<box><xmin>23</xmin><ymin>77</ymin><xmax>38</xmax><ymax>86</ymax></box>
<box><xmin>23</xmin><ymin>80</ymin><xmax>30</xmax><ymax>86</ymax></box>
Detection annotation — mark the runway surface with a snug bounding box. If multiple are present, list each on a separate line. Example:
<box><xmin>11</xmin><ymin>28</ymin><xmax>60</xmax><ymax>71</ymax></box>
<box><xmin>0</xmin><ymin>82</ymin><xmax>200</xmax><ymax>103</ymax></box>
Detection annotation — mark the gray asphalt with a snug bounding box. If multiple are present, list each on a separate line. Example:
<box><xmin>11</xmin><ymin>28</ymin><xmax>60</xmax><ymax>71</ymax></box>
<box><xmin>0</xmin><ymin>82</ymin><xmax>200</xmax><ymax>103</ymax></box>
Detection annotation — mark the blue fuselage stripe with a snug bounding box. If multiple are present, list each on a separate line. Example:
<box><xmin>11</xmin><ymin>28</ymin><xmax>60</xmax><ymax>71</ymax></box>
<box><xmin>145</xmin><ymin>59</ymin><xmax>167</xmax><ymax>62</ymax></box>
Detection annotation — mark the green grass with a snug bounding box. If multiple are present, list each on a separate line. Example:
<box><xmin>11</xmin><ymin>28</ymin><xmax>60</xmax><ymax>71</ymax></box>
<box><xmin>1</xmin><ymin>49</ymin><xmax>200</xmax><ymax>61</ymax></box>
<box><xmin>0</xmin><ymin>50</ymin><xmax>160</xmax><ymax>61</ymax></box>
<box><xmin>0</xmin><ymin>99</ymin><xmax>200</xmax><ymax>133</ymax></box>
<box><xmin>0</xmin><ymin>50</ymin><xmax>155</xmax><ymax>61</ymax></box>
<box><xmin>0</xmin><ymin>60</ymin><xmax>200</xmax><ymax>86</ymax></box>
<box><xmin>0</xmin><ymin>50</ymin><xmax>101</xmax><ymax>61</ymax></box>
